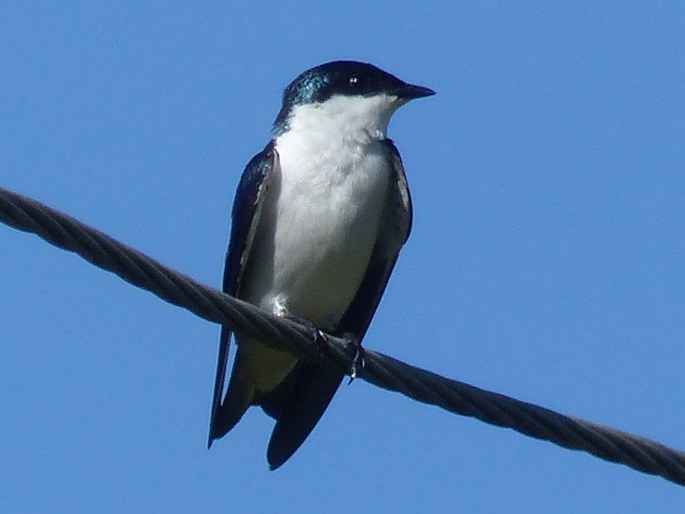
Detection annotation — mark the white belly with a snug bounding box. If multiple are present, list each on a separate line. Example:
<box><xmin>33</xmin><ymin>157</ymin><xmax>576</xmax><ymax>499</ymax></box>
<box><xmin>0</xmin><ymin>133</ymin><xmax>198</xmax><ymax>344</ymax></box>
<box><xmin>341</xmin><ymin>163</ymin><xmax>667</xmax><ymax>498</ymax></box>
<box><xmin>243</xmin><ymin>137</ymin><xmax>390</xmax><ymax>330</ymax></box>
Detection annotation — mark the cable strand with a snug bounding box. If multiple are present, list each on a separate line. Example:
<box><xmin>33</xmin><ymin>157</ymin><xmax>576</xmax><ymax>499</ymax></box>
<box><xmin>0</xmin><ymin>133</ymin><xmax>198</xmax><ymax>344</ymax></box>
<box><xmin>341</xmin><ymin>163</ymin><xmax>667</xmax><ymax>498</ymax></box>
<box><xmin>1</xmin><ymin>186</ymin><xmax>683</xmax><ymax>486</ymax></box>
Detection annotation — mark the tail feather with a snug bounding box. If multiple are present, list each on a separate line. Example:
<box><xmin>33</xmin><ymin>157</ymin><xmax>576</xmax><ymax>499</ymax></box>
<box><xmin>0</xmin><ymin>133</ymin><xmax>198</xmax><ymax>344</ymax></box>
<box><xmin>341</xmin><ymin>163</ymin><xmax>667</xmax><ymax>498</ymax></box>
<box><xmin>208</xmin><ymin>351</ymin><xmax>255</xmax><ymax>445</ymax></box>
<box><xmin>266</xmin><ymin>359</ymin><xmax>344</xmax><ymax>470</ymax></box>
<box><xmin>209</xmin><ymin>340</ymin><xmax>343</xmax><ymax>469</ymax></box>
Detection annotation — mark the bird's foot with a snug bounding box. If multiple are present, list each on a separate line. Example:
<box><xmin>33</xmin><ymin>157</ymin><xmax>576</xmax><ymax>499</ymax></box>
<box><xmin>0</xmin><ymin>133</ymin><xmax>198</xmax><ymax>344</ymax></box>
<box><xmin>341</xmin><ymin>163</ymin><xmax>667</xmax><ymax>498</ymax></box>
<box><xmin>283</xmin><ymin>314</ymin><xmax>328</xmax><ymax>356</ymax></box>
<box><xmin>342</xmin><ymin>334</ymin><xmax>365</xmax><ymax>383</ymax></box>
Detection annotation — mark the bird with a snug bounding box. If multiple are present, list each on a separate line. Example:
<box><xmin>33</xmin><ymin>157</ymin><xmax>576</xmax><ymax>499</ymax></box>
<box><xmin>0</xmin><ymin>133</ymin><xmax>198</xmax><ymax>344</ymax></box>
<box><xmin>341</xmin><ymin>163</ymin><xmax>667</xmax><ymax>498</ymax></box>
<box><xmin>208</xmin><ymin>60</ymin><xmax>434</xmax><ymax>469</ymax></box>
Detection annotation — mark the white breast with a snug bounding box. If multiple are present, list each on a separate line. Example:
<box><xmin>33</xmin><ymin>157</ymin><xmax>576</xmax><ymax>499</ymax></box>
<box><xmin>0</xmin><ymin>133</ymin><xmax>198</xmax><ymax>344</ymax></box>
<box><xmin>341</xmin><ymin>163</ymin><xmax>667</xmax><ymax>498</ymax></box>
<box><xmin>243</xmin><ymin>94</ymin><xmax>399</xmax><ymax>329</ymax></box>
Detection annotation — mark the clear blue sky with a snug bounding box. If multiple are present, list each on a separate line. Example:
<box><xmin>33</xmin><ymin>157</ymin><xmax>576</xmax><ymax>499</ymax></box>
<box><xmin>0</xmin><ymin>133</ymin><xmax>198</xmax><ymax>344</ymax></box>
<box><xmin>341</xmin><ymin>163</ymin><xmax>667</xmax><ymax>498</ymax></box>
<box><xmin>1</xmin><ymin>2</ymin><xmax>684</xmax><ymax>512</ymax></box>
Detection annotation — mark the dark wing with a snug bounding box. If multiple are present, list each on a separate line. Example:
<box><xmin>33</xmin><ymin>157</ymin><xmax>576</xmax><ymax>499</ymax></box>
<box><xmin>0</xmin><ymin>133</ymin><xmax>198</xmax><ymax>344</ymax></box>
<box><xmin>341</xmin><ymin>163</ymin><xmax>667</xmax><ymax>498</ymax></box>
<box><xmin>335</xmin><ymin>138</ymin><xmax>413</xmax><ymax>341</ymax></box>
<box><xmin>208</xmin><ymin>141</ymin><xmax>277</xmax><ymax>447</ymax></box>
<box><xmin>264</xmin><ymin>139</ymin><xmax>412</xmax><ymax>469</ymax></box>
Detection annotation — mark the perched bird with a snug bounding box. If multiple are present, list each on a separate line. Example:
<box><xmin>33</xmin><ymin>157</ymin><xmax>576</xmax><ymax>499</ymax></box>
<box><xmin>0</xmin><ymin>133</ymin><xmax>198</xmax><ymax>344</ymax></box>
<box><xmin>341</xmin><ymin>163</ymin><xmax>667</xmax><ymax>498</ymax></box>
<box><xmin>208</xmin><ymin>60</ymin><xmax>434</xmax><ymax>469</ymax></box>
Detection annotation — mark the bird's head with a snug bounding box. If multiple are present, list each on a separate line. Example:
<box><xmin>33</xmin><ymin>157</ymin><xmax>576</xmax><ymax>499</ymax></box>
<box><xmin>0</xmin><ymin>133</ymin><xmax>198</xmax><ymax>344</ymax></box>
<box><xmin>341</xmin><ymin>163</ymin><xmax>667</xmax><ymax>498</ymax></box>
<box><xmin>273</xmin><ymin>61</ymin><xmax>435</xmax><ymax>140</ymax></box>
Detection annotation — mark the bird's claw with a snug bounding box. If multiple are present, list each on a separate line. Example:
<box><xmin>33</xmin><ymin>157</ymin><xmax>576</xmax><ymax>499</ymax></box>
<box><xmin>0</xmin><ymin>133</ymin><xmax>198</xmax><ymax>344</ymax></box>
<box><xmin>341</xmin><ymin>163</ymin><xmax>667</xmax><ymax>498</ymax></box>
<box><xmin>344</xmin><ymin>337</ymin><xmax>365</xmax><ymax>383</ymax></box>
<box><xmin>284</xmin><ymin>315</ymin><xmax>365</xmax><ymax>379</ymax></box>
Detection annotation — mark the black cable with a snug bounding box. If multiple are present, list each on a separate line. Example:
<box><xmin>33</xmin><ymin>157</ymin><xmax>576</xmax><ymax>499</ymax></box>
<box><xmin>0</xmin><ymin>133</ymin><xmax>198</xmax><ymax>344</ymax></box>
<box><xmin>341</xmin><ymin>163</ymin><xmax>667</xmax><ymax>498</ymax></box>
<box><xmin>1</xmin><ymin>186</ymin><xmax>683</xmax><ymax>486</ymax></box>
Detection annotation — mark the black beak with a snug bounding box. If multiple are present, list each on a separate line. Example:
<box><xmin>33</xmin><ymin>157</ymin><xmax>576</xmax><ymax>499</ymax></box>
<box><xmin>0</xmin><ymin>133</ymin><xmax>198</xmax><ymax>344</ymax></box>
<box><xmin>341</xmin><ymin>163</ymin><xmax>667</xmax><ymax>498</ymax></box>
<box><xmin>398</xmin><ymin>83</ymin><xmax>436</xmax><ymax>100</ymax></box>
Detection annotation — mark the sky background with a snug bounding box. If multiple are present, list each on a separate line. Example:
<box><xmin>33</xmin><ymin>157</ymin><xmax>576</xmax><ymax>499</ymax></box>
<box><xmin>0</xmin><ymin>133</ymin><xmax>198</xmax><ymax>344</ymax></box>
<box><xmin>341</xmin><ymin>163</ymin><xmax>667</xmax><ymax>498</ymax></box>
<box><xmin>1</xmin><ymin>2</ymin><xmax>684</xmax><ymax>512</ymax></box>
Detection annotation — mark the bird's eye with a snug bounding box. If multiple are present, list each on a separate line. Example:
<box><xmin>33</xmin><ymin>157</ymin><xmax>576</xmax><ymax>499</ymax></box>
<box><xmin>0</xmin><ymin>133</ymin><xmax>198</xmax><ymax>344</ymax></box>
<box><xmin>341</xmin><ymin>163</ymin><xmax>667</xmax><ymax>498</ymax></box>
<box><xmin>349</xmin><ymin>76</ymin><xmax>359</xmax><ymax>87</ymax></box>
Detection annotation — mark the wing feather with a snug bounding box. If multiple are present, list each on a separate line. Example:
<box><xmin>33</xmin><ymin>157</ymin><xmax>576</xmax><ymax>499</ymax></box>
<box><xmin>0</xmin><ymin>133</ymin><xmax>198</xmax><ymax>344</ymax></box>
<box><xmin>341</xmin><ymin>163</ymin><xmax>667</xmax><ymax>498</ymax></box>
<box><xmin>335</xmin><ymin>138</ymin><xmax>412</xmax><ymax>340</ymax></box>
<box><xmin>208</xmin><ymin>141</ymin><xmax>278</xmax><ymax>445</ymax></box>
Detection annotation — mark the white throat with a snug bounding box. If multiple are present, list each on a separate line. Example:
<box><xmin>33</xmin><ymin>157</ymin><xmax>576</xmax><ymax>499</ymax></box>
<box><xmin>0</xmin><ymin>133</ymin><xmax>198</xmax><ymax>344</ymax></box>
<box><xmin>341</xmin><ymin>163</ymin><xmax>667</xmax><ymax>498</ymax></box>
<box><xmin>282</xmin><ymin>93</ymin><xmax>401</xmax><ymax>145</ymax></box>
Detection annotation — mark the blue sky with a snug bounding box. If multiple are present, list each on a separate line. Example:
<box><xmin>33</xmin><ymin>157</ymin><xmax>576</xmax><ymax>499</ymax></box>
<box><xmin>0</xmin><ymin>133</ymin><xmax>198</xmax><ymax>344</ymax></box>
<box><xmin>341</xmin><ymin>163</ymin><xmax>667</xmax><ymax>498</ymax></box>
<box><xmin>1</xmin><ymin>2</ymin><xmax>684</xmax><ymax>512</ymax></box>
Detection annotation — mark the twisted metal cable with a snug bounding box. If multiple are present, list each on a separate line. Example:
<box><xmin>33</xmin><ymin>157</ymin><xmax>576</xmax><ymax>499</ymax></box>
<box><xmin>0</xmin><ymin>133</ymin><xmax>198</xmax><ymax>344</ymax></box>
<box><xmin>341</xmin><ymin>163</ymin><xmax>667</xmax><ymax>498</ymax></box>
<box><xmin>1</xmin><ymin>186</ymin><xmax>684</xmax><ymax>486</ymax></box>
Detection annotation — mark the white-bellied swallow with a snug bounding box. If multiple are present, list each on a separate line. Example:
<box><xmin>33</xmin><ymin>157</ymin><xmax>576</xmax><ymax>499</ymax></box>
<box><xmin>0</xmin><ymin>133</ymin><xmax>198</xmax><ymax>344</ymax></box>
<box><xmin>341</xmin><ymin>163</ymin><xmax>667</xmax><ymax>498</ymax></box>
<box><xmin>208</xmin><ymin>60</ymin><xmax>434</xmax><ymax>469</ymax></box>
